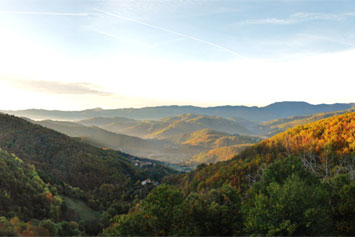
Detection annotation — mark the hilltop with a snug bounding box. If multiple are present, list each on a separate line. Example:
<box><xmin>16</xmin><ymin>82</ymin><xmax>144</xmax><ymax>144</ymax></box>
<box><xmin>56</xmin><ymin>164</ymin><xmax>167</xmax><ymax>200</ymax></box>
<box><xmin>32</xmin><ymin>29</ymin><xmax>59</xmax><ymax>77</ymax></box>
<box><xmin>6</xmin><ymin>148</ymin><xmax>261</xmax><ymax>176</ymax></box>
<box><xmin>260</xmin><ymin>108</ymin><xmax>355</xmax><ymax>137</ymax></box>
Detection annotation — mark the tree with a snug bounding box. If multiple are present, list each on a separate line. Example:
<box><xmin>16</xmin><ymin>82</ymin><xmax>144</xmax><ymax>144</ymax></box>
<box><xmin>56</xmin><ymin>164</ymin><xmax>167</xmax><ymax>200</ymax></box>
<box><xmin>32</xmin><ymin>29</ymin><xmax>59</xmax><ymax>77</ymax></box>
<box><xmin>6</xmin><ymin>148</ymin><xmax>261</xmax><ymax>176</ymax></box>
<box><xmin>244</xmin><ymin>156</ymin><xmax>335</xmax><ymax>236</ymax></box>
<box><xmin>104</xmin><ymin>185</ymin><xmax>186</xmax><ymax>236</ymax></box>
<box><xmin>185</xmin><ymin>184</ymin><xmax>243</xmax><ymax>236</ymax></box>
<box><xmin>329</xmin><ymin>174</ymin><xmax>355</xmax><ymax>235</ymax></box>
<box><xmin>57</xmin><ymin>221</ymin><xmax>81</xmax><ymax>236</ymax></box>
<box><xmin>0</xmin><ymin>216</ymin><xmax>16</xmax><ymax>236</ymax></box>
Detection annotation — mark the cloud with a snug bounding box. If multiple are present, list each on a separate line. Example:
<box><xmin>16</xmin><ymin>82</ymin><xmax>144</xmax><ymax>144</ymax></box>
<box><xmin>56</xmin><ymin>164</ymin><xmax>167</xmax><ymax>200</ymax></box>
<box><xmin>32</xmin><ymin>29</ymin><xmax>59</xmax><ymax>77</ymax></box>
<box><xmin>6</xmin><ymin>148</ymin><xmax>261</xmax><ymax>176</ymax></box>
<box><xmin>11</xmin><ymin>79</ymin><xmax>111</xmax><ymax>96</ymax></box>
<box><xmin>241</xmin><ymin>18</ymin><xmax>295</xmax><ymax>25</ymax></box>
<box><xmin>239</xmin><ymin>11</ymin><xmax>355</xmax><ymax>25</ymax></box>
<box><xmin>0</xmin><ymin>10</ymin><xmax>91</xmax><ymax>16</ymax></box>
<box><xmin>95</xmin><ymin>8</ymin><xmax>244</xmax><ymax>58</ymax></box>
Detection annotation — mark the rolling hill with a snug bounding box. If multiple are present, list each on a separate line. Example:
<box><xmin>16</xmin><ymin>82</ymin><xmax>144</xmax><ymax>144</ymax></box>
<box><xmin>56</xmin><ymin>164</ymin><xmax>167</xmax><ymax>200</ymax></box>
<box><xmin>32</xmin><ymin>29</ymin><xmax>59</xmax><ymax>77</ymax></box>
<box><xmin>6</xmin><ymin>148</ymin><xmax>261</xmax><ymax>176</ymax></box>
<box><xmin>176</xmin><ymin>128</ymin><xmax>259</xmax><ymax>148</ymax></box>
<box><xmin>32</xmin><ymin>119</ymin><xmax>260</xmax><ymax>165</ymax></box>
<box><xmin>32</xmin><ymin>119</ymin><xmax>200</xmax><ymax>164</ymax></box>
<box><xmin>34</xmin><ymin>119</ymin><xmax>169</xmax><ymax>158</ymax></box>
<box><xmin>186</xmin><ymin>144</ymin><xmax>253</xmax><ymax>165</ymax></box>
<box><xmin>91</xmin><ymin>113</ymin><xmax>253</xmax><ymax>139</ymax></box>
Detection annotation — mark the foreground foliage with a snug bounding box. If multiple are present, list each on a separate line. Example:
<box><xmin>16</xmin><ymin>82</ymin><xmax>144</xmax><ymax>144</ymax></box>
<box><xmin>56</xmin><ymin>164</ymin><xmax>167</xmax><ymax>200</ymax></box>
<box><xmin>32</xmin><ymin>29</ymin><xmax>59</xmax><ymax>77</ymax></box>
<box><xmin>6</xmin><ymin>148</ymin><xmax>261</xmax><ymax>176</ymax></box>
<box><xmin>104</xmin><ymin>184</ymin><xmax>243</xmax><ymax>236</ymax></box>
<box><xmin>105</xmin><ymin>156</ymin><xmax>355</xmax><ymax>236</ymax></box>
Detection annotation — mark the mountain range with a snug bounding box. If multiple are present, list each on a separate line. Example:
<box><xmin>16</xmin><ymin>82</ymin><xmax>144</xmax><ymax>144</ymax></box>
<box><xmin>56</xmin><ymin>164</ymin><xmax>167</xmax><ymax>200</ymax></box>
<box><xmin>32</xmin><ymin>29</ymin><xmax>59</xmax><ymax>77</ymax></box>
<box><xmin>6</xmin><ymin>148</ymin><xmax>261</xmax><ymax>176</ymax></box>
<box><xmin>2</xmin><ymin>102</ymin><xmax>353</xmax><ymax>122</ymax></box>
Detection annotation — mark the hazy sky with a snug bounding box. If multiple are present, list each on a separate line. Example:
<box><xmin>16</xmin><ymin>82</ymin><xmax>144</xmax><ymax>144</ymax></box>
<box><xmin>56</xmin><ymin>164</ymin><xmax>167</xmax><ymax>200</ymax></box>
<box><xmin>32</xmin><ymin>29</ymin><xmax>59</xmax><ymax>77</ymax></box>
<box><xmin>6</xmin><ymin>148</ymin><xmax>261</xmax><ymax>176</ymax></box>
<box><xmin>0</xmin><ymin>0</ymin><xmax>355</xmax><ymax>110</ymax></box>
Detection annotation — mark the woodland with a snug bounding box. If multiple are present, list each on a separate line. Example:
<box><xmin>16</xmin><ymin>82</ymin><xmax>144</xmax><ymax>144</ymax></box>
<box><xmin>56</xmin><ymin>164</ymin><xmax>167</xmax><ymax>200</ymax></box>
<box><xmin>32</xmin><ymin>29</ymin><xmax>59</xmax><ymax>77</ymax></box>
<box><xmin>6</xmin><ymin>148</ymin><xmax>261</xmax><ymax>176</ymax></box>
<box><xmin>0</xmin><ymin>106</ymin><xmax>354</xmax><ymax>236</ymax></box>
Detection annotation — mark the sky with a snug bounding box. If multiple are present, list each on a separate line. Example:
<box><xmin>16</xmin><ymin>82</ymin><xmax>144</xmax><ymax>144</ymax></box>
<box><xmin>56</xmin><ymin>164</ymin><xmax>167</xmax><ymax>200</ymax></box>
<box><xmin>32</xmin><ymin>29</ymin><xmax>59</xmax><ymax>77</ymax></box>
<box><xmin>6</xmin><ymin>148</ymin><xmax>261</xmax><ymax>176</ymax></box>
<box><xmin>0</xmin><ymin>0</ymin><xmax>355</xmax><ymax>110</ymax></box>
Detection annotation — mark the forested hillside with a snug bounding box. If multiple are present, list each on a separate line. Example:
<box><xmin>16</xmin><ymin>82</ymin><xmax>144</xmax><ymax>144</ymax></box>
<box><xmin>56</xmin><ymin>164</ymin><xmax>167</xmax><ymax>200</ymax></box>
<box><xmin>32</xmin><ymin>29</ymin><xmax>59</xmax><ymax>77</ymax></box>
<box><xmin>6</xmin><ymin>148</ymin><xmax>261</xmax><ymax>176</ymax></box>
<box><xmin>104</xmin><ymin>112</ymin><xmax>355</xmax><ymax>236</ymax></box>
<box><xmin>260</xmin><ymin>108</ymin><xmax>355</xmax><ymax>136</ymax></box>
<box><xmin>0</xmin><ymin>149</ymin><xmax>61</xmax><ymax>221</ymax></box>
<box><xmin>1</xmin><ymin>112</ymin><xmax>354</xmax><ymax>236</ymax></box>
<box><xmin>0</xmin><ymin>113</ymin><xmax>176</xmax><ymax>235</ymax></box>
<box><xmin>178</xmin><ymin>112</ymin><xmax>355</xmax><ymax>193</ymax></box>
<box><xmin>0</xmin><ymin>114</ymin><xmax>172</xmax><ymax>191</ymax></box>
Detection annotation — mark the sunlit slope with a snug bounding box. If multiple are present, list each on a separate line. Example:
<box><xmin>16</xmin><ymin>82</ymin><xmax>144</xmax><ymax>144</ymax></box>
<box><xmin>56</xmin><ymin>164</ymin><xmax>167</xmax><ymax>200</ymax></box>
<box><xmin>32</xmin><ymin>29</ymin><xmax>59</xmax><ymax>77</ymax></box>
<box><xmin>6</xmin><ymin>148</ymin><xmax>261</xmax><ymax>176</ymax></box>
<box><xmin>187</xmin><ymin>144</ymin><xmax>253</xmax><ymax>165</ymax></box>
<box><xmin>179</xmin><ymin>128</ymin><xmax>259</xmax><ymax>165</ymax></box>
<box><xmin>177</xmin><ymin>112</ymin><xmax>355</xmax><ymax>193</ymax></box>
<box><xmin>178</xmin><ymin>128</ymin><xmax>259</xmax><ymax>148</ymax></box>
<box><xmin>264</xmin><ymin>112</ymin><xmax>355</xmax><ymax>156</ymax></box>
<box><xmin>260</xmin><ymin>108</ymin><xmax>355</xmax><ymax>137</ymax></box>
<box><xmin>121</xmin><ymin>114</ymin><xmax>252</xmax><ymax>139</ymax></box>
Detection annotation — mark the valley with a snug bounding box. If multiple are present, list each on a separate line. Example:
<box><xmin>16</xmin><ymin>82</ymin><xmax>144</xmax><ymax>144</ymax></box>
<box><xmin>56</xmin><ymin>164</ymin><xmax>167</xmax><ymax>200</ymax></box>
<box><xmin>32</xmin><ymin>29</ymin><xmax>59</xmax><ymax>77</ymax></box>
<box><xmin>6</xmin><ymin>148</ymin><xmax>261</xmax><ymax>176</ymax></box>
<box><xmin>31</xmin><ymin>113</ymin><xmax>261</xmax><ymax>165</ymax></box>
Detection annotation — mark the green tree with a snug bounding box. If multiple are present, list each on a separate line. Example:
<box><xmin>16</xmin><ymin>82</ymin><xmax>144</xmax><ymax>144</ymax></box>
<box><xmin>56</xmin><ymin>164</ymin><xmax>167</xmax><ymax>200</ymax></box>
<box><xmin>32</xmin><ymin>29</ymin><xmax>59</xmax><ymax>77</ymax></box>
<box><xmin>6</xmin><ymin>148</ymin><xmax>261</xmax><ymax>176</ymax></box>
<box><xmin>329</xmin><ymin>174</ymin><xmax>355</xmax><ymax>235</ymax></box>
<box><xmin>57</xmin><ymin>221</ymin><xmax>81</xmax><ymax>236</ymax></box>
<box><xmin>104</xmin><ymin>185</ymin><xmax>186</xmax><ymax>236</ymax></box>
<box><xmin>38</xmin><ymin>219</ymin><xmax>58</xmax><ymax>236</ymax></box>
<box><xmin>0</xmin><ymin>216</ymin><xmax>16</xmax><ymax>236</ymax></box>
<box><xmin>244</xmin><ymin>157</ymin><xmax>334</xmax><ymax>236</ymax></box>
<box><xmin>185</xmin><ymin>184</ymin><xmax>243</xmax><ymax>236</ymax></box>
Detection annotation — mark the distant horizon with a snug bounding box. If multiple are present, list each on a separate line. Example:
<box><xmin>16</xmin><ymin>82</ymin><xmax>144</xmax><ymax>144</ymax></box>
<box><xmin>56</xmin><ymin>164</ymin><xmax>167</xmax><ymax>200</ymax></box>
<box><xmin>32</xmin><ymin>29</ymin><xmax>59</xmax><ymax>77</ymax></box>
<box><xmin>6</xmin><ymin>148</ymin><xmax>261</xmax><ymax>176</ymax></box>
<box><xmin>2</xmin><ymin>100</ymin><xmax>355</xmax><ymax>112</ymax></box>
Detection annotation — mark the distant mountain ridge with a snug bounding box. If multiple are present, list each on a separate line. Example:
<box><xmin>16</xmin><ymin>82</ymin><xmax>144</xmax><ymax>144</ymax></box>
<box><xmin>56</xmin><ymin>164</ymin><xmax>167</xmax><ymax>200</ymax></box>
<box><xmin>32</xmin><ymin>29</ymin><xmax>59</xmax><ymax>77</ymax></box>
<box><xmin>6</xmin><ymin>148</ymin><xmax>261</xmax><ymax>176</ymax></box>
<box><xmin>2</xmin><ymin>101</ymin><xmax>353</xmax><ymax>122</ymax></box>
